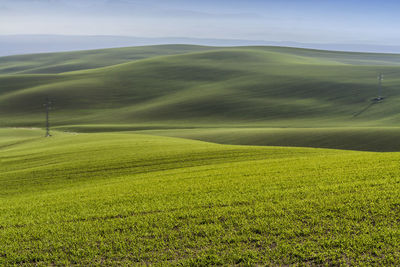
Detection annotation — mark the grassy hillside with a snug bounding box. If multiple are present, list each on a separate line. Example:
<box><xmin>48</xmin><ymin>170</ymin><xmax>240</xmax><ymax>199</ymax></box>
<box><xmin>2</xmin><ymin>45</ymin><xmax>400</xmax><ymax>150</ymax></box>
<box><xmin>1</xmin><ymin>128</ymin><xmax>400</xmax><ymax>265</ymax></box>
<box><xmin>1</xmin><ymin>45</ymin><xmax>400</xmax><ymax>127</ymax></box>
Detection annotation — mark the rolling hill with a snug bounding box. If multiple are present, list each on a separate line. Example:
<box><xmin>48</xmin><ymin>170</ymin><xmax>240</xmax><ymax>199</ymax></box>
<box><xmin>1</xmin><ymin>45</ymin><xmax>400</xmax><ymax>150</ymax></box>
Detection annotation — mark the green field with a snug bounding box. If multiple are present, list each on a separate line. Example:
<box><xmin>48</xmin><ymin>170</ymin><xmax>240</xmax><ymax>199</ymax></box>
<box><xmin>1</xmin><ymin>128</ymin><xmax>400</xmax><ymax>265</ymax></box>
<box><xmin>2</xmin><ymin>46</ymin><xmax>400</xmax><ymax>265</ymax></box>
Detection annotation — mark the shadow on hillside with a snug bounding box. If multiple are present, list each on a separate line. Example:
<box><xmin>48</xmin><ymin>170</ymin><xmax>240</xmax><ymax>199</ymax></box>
<box><xmin>353</xmin><ymin>102</ymin><xmax>377</xmax><ymax>117</ymax></box>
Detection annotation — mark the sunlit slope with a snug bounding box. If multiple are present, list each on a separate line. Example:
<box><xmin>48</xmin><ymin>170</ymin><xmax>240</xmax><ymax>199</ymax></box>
<box><xmin>1</xmin><ymin>128</ymin><xmax>400</xmax><ymax>265</ymax></box>
<box><xmin>0</xmin><ymin>129</ymin><xmax>284</xmax><ymax>197</ymax></box>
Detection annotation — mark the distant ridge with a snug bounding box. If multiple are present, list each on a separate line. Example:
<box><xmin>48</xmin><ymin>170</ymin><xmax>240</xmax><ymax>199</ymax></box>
<box><xmin>1</xmin><ymin>35</ymin><xmax>400</xmax><ymax>56</ymax></box>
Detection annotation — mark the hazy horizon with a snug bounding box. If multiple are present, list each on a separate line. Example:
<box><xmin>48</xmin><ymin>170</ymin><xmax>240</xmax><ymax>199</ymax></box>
<box><xmin>3</xmin><ymin>34</ymin><xmax>400</xmax><ymax>57</ymax></box>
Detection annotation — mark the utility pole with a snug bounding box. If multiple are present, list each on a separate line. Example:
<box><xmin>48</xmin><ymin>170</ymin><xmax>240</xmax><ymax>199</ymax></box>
<box><xmin>44</xmin><ymin>97</ymin><xmax>52</xmax><ymax>137</ymax></box>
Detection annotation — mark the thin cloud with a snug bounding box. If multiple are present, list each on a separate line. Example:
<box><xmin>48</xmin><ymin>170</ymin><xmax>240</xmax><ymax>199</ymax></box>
<box><xmin>0</xmin><ymin>0</ymin><xmax>399</xmax><ymax>45</ymax></box>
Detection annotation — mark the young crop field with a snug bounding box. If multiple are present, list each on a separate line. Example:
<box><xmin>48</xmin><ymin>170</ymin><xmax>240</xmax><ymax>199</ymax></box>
<box><xmin>2</xmin><ymin>44</ymin><xmax>400</xmax><ymax>265</ymax></box>
<box><xmin>1</xmin><ymin>128</ymin><xmax>400</xmax><ymax>265</ymax></box>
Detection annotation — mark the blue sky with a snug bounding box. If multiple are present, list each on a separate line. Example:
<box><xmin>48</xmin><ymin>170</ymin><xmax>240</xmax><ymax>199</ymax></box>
<box><xmin>1</xmin><ymin>0</ymin><xmax>400</xmax><ymax>44</ymax></box>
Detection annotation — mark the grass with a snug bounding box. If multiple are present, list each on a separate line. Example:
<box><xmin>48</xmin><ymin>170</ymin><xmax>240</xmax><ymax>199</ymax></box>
<box><xmin>2</xmin><ymin>46</ymin><xmax>400</xmax><ymax>264</ymax></box>
<box><xmin>1</xmin><ymin>128</ymin><xmax>400</xmax><ymax>265</ymax></box>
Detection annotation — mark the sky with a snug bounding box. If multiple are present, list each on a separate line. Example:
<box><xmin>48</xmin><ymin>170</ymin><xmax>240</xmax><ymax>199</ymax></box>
<box><xmin>1</xmin><ymin>0</ymin><xmax>400</xmax><ymax>45</ymax></box>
